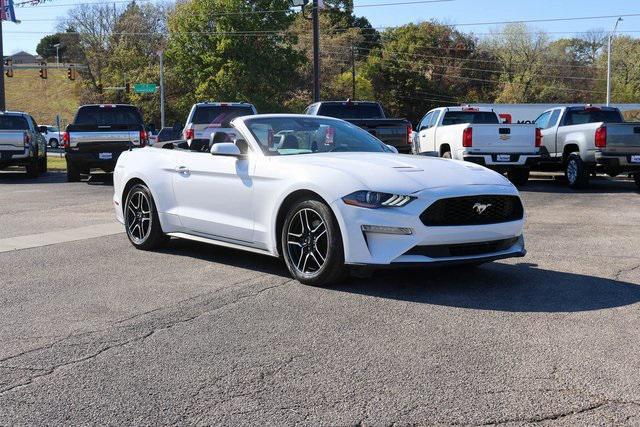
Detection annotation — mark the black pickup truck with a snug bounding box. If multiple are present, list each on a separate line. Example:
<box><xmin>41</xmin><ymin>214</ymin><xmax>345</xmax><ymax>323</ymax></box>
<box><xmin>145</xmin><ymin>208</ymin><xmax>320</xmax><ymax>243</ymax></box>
<box><xmin>64</xmin><ymin>104</ymin><xmax>147</xmax><ymax>181</ymax></box>
<box><xmin>304</xmin><ymin>100</ymin><xmax>412</xmax><ymax>153</ymax></box>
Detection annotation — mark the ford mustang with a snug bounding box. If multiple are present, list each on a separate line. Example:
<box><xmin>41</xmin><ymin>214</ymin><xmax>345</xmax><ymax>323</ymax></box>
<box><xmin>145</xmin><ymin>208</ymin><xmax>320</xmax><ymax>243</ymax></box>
<box><xmin>113</xmin><ymin>114</ymin><xmax>526</xmax><ymax>286</ymax></box>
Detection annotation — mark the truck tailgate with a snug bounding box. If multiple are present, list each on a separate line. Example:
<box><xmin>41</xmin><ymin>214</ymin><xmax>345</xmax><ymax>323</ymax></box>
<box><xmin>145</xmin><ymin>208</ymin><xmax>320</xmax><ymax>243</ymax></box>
<box><xmin>67</xmin><ymin>130</ymin><xmax>141</xmax><ymax>152</ymax></box>
<box><xmin>0</xmin><ymin>131</ymin><xmax>26</xmax><ymax>151</ymax></box>
<box><xmin>470</xmin><ymin>124</ymin><xmax>537</xmax><ymax>153</ymax></box>
<box><xmin>605</xmin><ymin>123</ymin><xmax>640</xmax><ymax>153</ymax></box>
<box><xmin>347</xmin><ymin>119</ymin><xmax>410</xmax><ymax>148</ymax></box>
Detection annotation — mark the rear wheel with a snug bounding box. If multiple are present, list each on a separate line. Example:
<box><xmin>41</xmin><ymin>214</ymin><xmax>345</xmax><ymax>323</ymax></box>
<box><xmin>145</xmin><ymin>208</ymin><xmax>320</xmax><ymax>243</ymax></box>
<box><xmin>49</xmin><ymin>139</ymin><xmax>59</xmax><ymax>149</ymax></box>
<box><xmin>124</xmin><ymin>184</ymin><xmax>168</xmax><ymax>250</ymax></box>
<box><xmin>39</xmin><ymin>156</ymin><xmax>47</xmax><ymax>174</ymax></box>
<box><xmin>442</xmin><ymin>151</ymin><xmax>452</xmax><ymax>159</ymax></box>
<box><xmin>25</xmin><ymin>158</ymin><xmax>39</xmax><ymax>178</ymax></box>
<box><xmin>634</xmin><ymin>173</ymin><xmax>640</xmax><ymax>190</ymax></box>
<box><xmin>507</xmin><ymin>168</ymin><xmax>530</xmax><ymax>186</ymax></box>
<box><xmin>565</xmin><ymin>153</ymin><xmax>590</xmax><ymax>188</ymax></box>
<box><xmin>281</xmin><ymin>199</ymin><xmax>346</xmax><ymax>287</ymax></box>
<box><xmin>66</xmin><ymin>161</ymin><xmax>81</xmax><ymax>182</ymax></box>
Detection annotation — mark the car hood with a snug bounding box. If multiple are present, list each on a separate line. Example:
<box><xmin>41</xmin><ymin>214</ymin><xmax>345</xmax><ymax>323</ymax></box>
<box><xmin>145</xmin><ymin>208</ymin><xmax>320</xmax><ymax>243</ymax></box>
<box><xmin>272</xmin><ymin>152</ymin><xmax>513</xmax><ymax>193</ymax></box>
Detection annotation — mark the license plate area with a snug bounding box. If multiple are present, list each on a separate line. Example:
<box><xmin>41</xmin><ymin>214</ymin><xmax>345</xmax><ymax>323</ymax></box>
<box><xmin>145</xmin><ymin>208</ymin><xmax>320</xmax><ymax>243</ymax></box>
<box><xmin>630</xmin><ymin>155</ymin><xmax>640</xmax><ymax>163</ymax></box>
<box><xmin>496</xmin><ymin>154</ymin><xmax>511</xmax><ymax>162</ymax></box>
<box><xmin>99</xmin><ymin>152</ymin><xmax>113</xmax><ymax>160</ymax></box>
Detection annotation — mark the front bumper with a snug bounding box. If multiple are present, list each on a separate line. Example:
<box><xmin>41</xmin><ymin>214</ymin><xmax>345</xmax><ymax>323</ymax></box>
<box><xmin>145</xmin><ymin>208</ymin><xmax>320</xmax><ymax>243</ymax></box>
<box><xmin>595</xmin><ymin>152</ymin><xmax>640</xmax><ymax>171</ymax></box>
<box><xmin>460</xmin><ymin>151</ymin><xmax>540</xmax><ymax>169</ymax></box>
<box><xmin>331</xmin><ymin>184</ymin><xmax>526</xmax><ymax>266</ymax></box>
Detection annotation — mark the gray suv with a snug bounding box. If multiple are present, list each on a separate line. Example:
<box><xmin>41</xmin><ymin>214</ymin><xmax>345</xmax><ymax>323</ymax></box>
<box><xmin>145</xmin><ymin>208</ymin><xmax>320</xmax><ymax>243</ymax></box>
<box><xmin>182</xmin><ymin>102</ymin><xmax>257</xmax><ymax>150</ymax></box>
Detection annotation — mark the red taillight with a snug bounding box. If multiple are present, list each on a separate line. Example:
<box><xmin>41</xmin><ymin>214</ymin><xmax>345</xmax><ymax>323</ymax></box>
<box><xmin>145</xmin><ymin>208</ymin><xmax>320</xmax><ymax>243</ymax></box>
<box><xmin>462</xmin><ymin>127</ymin><xmax>473</xmax><ymax>147</ymax></box>
<box><xmin>595</xmin><ymin>126</ymin><xmax>607</xmax><ymax>148</ymax></box>
<box><xmin>406</xmin><ymin>125</ymin><xmax>412</xmax><ymax>145</ymax></box>
<box><xmin>62</xmin><ymin>131</ymin><xmax>70</xmax><ymax>148</ymax></box>
<box><xmin>23</xmin><ymin>132</ymin><xmax>31</xmax><ymax>146</ymax></box>
<box><xmin>185</xmin><ymin>128</ymin><xmax>194</xmax><ymax>140</ymax></box>
<box><xmin>535</xmin><ymin>128</ymin><xmax>542</xmax><ymax>147</ymax></box>
<box><xmin>139</xmin><ymin>130</ymin><xmax>148</xmax><ymax>147</ymax></box>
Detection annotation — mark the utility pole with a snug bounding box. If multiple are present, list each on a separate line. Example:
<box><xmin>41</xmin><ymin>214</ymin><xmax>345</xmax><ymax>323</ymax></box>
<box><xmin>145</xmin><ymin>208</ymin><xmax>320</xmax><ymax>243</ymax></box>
<box><xmin>351</xmin><ymin>45</ymin><xmax>356</xmax><ymax>100</ymax></box>
<box><xmin>159</xmin><ymin>51</ymin><xmax>165</xmax><ymax>128</ymax></box>
<box><xmin>0</xmin><ymin>18</ymin><xmax>5</xmax><ymax>111</ymax></box>
<box><xmin>54</xmin><ymin>43</ymin><xmax>61</xmax><ymax>65</ymax></box>
<box><xmin>312</xmin><ymin>0</ymin><xmax>320</xmax><ymax>102</ymax></box>
<box><xmin>606</xmin><ymin>17</ymin><xmax>623</xmax><ymax>106</ymax></box>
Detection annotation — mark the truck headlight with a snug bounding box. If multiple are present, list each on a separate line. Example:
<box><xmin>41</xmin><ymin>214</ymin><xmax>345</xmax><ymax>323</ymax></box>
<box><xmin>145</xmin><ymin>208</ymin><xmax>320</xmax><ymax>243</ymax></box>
<box><xmin>342</xmin><ymin>191</ymin><xmax>415</xmax><ymax>209</ymax></box>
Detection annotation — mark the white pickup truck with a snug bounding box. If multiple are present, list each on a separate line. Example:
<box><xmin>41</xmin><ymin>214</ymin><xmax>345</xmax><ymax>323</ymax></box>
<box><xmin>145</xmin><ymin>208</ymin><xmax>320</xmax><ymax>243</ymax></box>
<box><xmin>414</xmin><ymin>107</ymin><xmax>540</xmax><ymax>184</ymax></box>
<box><xmin>535</xmin><ymin>105</ymin><xmax>640</xmax><ymax>188</ymax></box>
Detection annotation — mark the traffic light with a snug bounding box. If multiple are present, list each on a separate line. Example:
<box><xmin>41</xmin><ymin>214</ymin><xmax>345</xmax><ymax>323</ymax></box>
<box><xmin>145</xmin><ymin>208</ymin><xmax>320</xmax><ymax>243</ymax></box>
<box><xmin>125</xmin><ymin>82</ymin><xmax>130</xmax><ymax>93</ymax></box>
<box><xmin>39</xmin><ymin>62</ymin><xmax>47</xmax><ymax>79</ymax></box>
<box><xmin>4</xmin><ymin>58</ymin><xmax>13</xmax><ymax>78</ymax></box>
<box><xmin>67</xmin><ymin>66</ymin><xmax>76</xmax><ymax>81</ymax></box>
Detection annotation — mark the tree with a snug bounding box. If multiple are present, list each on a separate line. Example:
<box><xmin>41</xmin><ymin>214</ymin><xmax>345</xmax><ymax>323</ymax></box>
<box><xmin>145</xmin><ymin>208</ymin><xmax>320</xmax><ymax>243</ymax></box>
<box><xmin>602</xmin><ymin>36</ymin><xmax>640</xmax><ymax>103</ymax></box>
<box><xmin>166</xmin><ymin>0</ymin><xmax>304</xmax><ymax>117</ymax></box>
<box><xmin>36</xmin><ymin>34</ymin><xmax>65</xmax><ymax>61</ymax></box>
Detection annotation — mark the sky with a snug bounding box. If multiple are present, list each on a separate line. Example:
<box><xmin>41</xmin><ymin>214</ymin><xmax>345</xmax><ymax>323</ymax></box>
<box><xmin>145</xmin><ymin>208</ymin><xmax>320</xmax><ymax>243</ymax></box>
<box><xmin>3</xmin><ymin>0</ymin><xmax>640</xmax><ymax>55</ymax></box>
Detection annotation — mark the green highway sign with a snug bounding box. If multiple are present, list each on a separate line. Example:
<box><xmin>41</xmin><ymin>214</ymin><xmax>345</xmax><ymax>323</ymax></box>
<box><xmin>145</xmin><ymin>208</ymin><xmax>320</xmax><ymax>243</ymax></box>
<box><xmin>134</xmin><ymin>83</ymin><xmax>157</xmax><ymax>94</ymax></box>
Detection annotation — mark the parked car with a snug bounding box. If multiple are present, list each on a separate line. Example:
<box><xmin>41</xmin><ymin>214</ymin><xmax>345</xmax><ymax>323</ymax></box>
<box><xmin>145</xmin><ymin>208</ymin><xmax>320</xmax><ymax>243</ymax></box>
<box><xmin>114</xmin><ymin>114</ymin><xmax>527</xmax><ymax>287</ymax></box>
<box><xmin>39</xmin><ymin>125</ymin><xmax>61</xmax><ymax>148</ymax></box>
<box><xmin>535</xmin><ymin>105</ymin><xmax>640</xmax><ymax>188</ymax></box>
<box><xmin>64</xmin><ymin>104</ymin><xmax>147</xmax><ymax>182</ymax></box>
<box><xmin>304</xmin><ymin>100</ymin><xmax>413</xmax><ymax>153</ymax></box>
<box><xmin>0</xmin><ymin>111</ymin><xmax>47</xmax><ymax>177</ymax></box>
<box><xmin>182</xmin><ymin>102</ymin><xmax>257</xmax><ymax>150</ymax></box>
<box><xmin>414</xmin><ymin>106</ymin><xmax>541</xmax><ymax>185</ymax></box>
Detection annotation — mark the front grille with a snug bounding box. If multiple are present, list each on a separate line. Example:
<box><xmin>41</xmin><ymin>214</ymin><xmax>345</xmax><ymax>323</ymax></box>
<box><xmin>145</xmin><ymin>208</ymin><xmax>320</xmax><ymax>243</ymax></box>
<box><xmin>420</xmin><ymin>195</ymin><xmax>523</xmax><ymax>226</ymax></box>
<box><xmin>405</xmin><ymin>237</ymin><xmax>519</xmax><ymax>258</ymax></box>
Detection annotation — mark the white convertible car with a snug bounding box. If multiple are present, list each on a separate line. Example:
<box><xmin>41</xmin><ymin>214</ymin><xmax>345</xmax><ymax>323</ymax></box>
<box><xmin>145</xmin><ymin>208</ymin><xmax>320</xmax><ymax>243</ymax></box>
<box><xmin>113</xmin><ymin>114</ymin><xmax>526</xmax><ymax>286</ymax></box>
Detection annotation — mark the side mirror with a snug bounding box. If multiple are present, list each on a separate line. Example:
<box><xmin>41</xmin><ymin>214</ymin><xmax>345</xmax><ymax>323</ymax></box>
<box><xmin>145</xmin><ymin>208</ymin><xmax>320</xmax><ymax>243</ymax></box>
<box><xmin>37</xmin><ymin>125</ymin><xmax>47</xmax><ymax>133</ymax></box>
<box><xmin>211</xmin><ymin>142</ymin><xmax>243</xmax><ymax>157</ymax></box>
<box><xmin>386</xmin><ymin>144</ymin><xmax>398</xmax><ymax>153</ymax></box>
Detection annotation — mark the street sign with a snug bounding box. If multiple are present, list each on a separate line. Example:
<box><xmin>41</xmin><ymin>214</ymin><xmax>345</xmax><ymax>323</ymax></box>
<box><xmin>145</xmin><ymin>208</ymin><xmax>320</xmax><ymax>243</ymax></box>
<box><xmin>134</xmin><ymin>83</ymin><xmax>157</xmax><ymax>94</ymax></box>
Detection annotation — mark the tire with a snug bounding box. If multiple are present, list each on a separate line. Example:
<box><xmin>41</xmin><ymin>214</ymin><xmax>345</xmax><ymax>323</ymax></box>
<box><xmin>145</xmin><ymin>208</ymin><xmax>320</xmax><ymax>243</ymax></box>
<box><xmin>634</xmin><ymin>173</ymin><xmax>640</xmax><ymax>190</ymax></box>
<box><xmin>39</xmin><ymin>156</ymin><xmax>47</xmax><ymax>174</ymax></box>
<box><xmin>25</xmin><ymin>159</ymin><xmax>39</xmax><ymax>178</ymax></box>
<box><xmin>50</xmin><ymin>139</ymin><xmax>59</xmax><ymax>149</ymax></box>
<box><xmin>66</xmin><ymin>161</ymin><xmax>81</xmax><ymax>182</ymax></box>
<box><xmin>442</xmin><ymin>151</ymin><xmax>452</xmax><ymax>159</ymax></box>
<box><xmin>507</xmin><ymin>168</ymin><xmax>530</xmax><ymax>186</ymax></box>
<box><xmin>124</xmin><ymin>184</ymin><xmax>168</xmax><ymax>250</ymax></box>
<box><xmin>281</xmin><ymin>199</ymin><xmax>346</xmax><ymax>287</ymax></box>
<box><xmin>565</xmin><ymin>153</ymin><xmax>590</xmax><ymax>188</ymax></box>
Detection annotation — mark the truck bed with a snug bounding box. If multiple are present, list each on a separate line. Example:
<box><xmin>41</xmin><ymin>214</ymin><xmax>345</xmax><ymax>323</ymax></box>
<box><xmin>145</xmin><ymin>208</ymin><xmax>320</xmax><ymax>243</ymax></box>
<box><xmin>346</xmin><ymin>119</ymin><xmax>411</xmax><ymax>153</ymax></box>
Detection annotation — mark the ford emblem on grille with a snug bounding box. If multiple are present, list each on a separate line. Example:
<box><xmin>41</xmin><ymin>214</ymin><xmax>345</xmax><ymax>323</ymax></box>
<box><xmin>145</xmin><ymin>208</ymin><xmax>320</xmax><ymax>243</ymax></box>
<box><xmin>473</xmin><ymin>202</ymin><xmax>492</xmax><ymax>214</ymax></box>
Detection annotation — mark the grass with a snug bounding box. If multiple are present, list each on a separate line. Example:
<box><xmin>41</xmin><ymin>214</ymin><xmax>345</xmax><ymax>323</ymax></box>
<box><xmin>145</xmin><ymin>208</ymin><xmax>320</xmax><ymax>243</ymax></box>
<box><xmin>47</xmin><ymin>155</ymin><xmax>67</xmax><ymax>171</ymax></box>
<box><xmin>5</xmin><ymin>68</ymin><xmax>81</xmax><ymax>128</ymax></box>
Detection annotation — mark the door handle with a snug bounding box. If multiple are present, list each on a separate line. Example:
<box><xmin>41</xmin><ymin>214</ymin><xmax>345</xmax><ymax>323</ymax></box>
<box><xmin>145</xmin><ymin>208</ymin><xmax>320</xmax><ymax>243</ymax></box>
<box><xmin>175</xmin><ymin>166</ymin><xmax>190</xmax><ymax>174</ymax></box>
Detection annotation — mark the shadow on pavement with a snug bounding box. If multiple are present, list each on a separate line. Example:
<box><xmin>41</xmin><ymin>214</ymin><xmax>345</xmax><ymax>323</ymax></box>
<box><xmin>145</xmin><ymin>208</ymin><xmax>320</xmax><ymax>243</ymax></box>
<box><xmin>332</xmin><ymin>262</ymin><xmax>640</xmax><ymax>313</ymax></box>
<box><xmin>0</xmin><ymin>170</ymin><xmax>67</xmax><ymax>184</ymax></box>
<box><xmin>521</xmin><ymin>174</ymin><xmax>639</xmax><ymax>194</ymax></box>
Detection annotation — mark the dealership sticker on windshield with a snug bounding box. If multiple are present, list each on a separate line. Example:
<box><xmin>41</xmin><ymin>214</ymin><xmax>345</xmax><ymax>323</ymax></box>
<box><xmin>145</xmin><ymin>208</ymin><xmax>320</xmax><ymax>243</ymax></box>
<box><xmin>496</xmin><ymin>154</ymin><xmax>511</xmax><ymax>162</ymax></box>
<box><xmin>631</xmin><ymin>155</ymin><xmax>640</xmax><ymax>163</ymax></box>
<box><xmin>99</xmin><ymin>152</ymin><xmax>113</xmax><ymax>160</ymax></box>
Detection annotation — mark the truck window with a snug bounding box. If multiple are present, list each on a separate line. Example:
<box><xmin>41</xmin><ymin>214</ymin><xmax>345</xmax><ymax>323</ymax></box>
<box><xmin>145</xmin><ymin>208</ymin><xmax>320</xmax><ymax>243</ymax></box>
<box><xmin>429</xmin><ymin>111</ymin><xmax>440</xmax><ymax>127</ymax></box>
<box><xmin>317</xmin><ymin>103</ymin><xmax>384</xmax><ymax>119</ymax></box>
<box><xmin>534</xmin><ymin>111</ymin><xmax>551</xmax><ymax>129</ymax></box>
<box><xmin>441</xmin><ymin>111</ymin><xmax>499</xmax><ymax>126</ymax></box>
<box><xmin>0</xmin><ymin>115</ymin><xmax>29</xmax><ymax>130</ymax></box>
<box><xmin>564</xmin><ymin>109</ymin><xmax>624</xmax><ymax>126</ymax></box>
<box><xmin>75</xmin><ymin>106</ymin><xmax>144</xmax><ymax>126</ymax></box>
<box><xmin>192</xmin><ymin>105</ymin><xmax>255</xmax><ymax>127</ymax></box>
<box><xmin>419</xmin><ymin>112</ymin><xmax>433</xmax><ymax>130</ymax></box>
<box><xmin>546</xmin><ymin>109</ymin><xmax>560</xmax><ymax>129</ymax></box>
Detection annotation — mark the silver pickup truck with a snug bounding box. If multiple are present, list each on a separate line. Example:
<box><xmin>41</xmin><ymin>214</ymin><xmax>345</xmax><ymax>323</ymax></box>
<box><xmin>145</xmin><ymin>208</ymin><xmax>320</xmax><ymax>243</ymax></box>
<box><xmin>536</xmin><ymin>105</ymin><xmax>640</xmax><ymax>188</ymax></box>
<box><xmin>65</xmin><ymin>104</ymin><xmax>147</xmax><ymax>182</ymax></box>
<box><xmin>0</xmin><ymin>111</ymin><xmax>47</xmax><ymax>178</ymax></box>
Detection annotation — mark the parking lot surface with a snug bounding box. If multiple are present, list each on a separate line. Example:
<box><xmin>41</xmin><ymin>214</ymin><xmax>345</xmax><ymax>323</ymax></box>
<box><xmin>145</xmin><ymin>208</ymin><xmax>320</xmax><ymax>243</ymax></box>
<box><xmin>1</xmin><ymin>170</ymin><xmax>639</xmax><ymax>425</ymax></box>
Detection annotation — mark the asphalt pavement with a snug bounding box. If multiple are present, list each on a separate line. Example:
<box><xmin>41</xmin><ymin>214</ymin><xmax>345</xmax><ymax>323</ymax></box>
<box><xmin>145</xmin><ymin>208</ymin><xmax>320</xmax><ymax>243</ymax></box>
<box><xmin>0</xmin><ymin>170</ymin><xmax>639</xmax><ymax>425</ymax></box>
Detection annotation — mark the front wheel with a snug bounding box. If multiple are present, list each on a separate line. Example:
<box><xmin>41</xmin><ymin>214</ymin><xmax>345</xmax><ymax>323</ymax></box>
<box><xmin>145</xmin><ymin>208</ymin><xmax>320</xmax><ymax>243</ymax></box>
<box><xmin>25</xmin><ymin>159</ymin><xmax>39</xmax><ymax>178</ymax></box>
<box><xmin>66</xmin><ymin>161</ymin><xmax>81</xmax><ymax>182</ymax></box>
<box><xmin>281</xmin><ymin>199</ymin><xmax>346</xmax><ymax>287</ymax></box>
<box><xmin>442</xmin><ymin>151</ymin><xmax>452</xmax><ymax>159</ymax></box>
<box><xmin>565</xmin><ymin>153</ymin><xmax>590</xmax><ymax>188</ymax></box>
<box><xmin>507</xmin><ymin>168</ymin><xmax>530</xmax><ymax>186</ymax></box>
<box><xmin>124</xmin><ymin>184</ymin><xmax>168</xmax><ymax>250</ymax></box>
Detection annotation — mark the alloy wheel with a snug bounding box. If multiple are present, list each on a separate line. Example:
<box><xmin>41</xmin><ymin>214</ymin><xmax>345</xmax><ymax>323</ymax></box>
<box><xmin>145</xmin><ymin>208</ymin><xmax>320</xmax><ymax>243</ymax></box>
<box><xmin>567</xmin><ymin>159</ymin><xmax>578</xmax><ymax>184</ymax></box>
<box><xmin>286</xmin><ymin>208</ymin><xmax>328</xmax><ymax>274</ymax></box>
<box><xmin>126</xmin><ymin>190</ymin><xmax>152</xmax><ymax>244</ymax></box>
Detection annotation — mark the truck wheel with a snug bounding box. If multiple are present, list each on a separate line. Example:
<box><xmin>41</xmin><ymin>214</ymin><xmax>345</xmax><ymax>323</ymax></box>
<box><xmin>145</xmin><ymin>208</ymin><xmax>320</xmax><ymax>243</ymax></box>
<box><xmin>442</xmin><ymin>151</ymin><xmax>452</xmax><ymax>159</ymax></box>
<box><xmin>66</xmin><ymin>161</ymin><xmax>81</xmax><ymax>182</ymax></box>
<box><xmin>507</xmin><ymin>168</ymin><xmax>530</xmax><ymax>186</ymax></box>
<box><xmin>565</xmin><ymin>153</ymin><xmax>589</xmax><ymax>188</ymax></box>
<box><xmin>39</xmin><ymin>156</ymin><xmax>47</xmax><ymax>174</ymax></box>
<box><xmin>634</xmin><ymin>173</ymin><xmax>640</xmax><ymax>190</ymax></box>
<box><xmin>25</xmin><ymin>159</ymin><xmax>40</xmax><ymax>178</ymax></box>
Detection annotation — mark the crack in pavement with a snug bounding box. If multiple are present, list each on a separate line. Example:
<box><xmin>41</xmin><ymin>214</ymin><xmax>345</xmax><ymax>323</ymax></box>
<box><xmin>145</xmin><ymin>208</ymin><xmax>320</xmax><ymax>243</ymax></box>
<box><xmin>0</xmin><ymin>277</ymin><xmax>293</xmax><ymax>396</ymax></box>
<box><xmin>614</xmin><ymin>262</ymin><xmax>640</xmax><ymax>281</ymax></box>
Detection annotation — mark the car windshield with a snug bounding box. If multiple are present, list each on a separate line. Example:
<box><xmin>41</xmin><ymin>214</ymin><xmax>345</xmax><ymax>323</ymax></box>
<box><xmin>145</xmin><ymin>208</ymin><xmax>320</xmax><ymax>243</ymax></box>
<box><xmin>441</xmin><ymin>111</ymin><xmax>499</xmax><ymax>126</ymax></box>
<box><xmin>192</xmin><ymin>105</ymin><xmax>254</xmax><ymax>127</ymax></box>
<box><xmin>244</xmin><ymin>116</ymin><xmax>392</xmax><ymax>156</ymax></box>
<box><xmin>317</xmin><ymin>103</ymin><xmax>384</xmax><ymax>119</ymax></box>
<box><xmin>0</xmin><ymin>115</ymin><xmax>29</xmax><ymax>130</ymax></box>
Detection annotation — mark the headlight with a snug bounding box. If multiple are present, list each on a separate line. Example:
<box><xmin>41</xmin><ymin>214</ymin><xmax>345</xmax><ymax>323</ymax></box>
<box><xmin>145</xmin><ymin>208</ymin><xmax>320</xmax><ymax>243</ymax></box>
<box><xmin>342</xmin><ymin>191</ymin><xmax>415</xmax><ymax>209</ymax></box>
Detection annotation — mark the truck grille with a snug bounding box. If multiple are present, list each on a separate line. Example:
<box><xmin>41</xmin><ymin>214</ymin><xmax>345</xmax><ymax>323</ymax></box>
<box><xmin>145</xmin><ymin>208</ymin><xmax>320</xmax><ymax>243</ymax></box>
<box><xmin>405</xmin><ymin>237</ymin><xmax>519</xmax><ymax>258</ymax></box>
<box><xmin>420</xmin><ymin>195</ymin><xmax>523</xmax><ymax>226</ymax></box>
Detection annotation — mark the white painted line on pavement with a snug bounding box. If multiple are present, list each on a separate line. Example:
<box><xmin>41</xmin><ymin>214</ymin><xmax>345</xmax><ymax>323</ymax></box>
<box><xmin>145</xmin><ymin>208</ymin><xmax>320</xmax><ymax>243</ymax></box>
<box><xmin>0</xmin><ymin>222</ymin><xmax>124</xmax><ymax>253</ymax></box>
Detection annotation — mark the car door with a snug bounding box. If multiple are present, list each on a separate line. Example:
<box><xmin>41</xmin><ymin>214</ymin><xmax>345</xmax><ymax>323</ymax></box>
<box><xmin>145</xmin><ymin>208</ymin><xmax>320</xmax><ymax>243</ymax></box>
<box><xmin>418</xmin><ymin>112</ymin><xmax>433</xmax><ymax>154</ymax></box>
<box><xmin>171</xmin><ymin>147</ymin><xmax>255</xmax><ymax>243</ymax></box>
